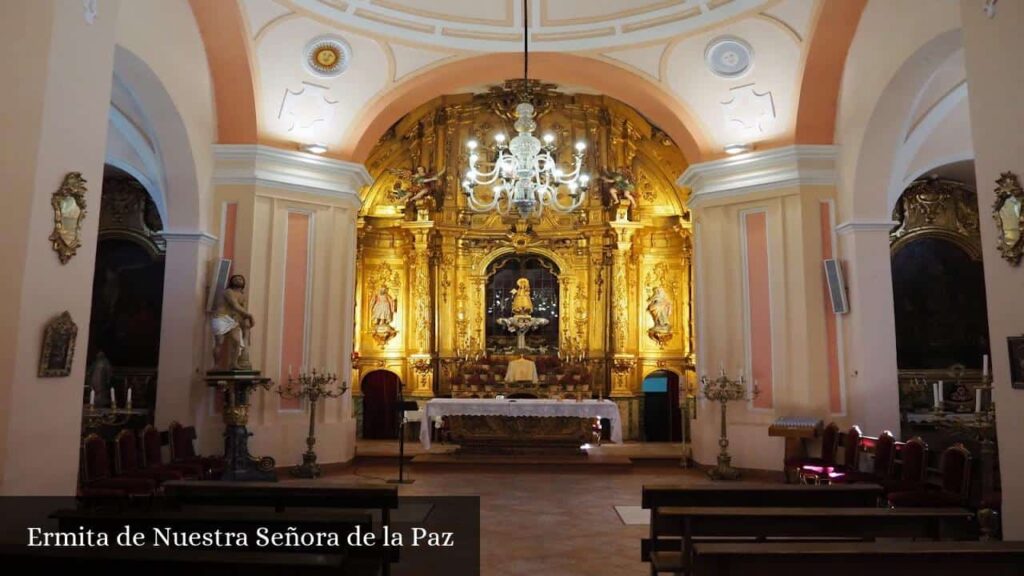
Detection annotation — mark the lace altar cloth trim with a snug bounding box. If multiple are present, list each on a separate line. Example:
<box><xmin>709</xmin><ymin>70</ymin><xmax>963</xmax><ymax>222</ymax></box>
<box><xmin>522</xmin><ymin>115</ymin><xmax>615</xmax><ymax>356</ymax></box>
<box><xmin>420</xmin><ymin>398</ymin><xmax>622</xmax><ymax>449</ymax></box>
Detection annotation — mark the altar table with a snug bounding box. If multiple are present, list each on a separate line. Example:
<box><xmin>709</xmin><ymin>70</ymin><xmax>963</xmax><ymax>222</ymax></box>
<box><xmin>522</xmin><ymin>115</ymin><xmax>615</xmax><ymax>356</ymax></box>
<box><xmin>419</xmin><ymin>398</ymin><xmax>622</xmax><ymax>451</ymax></box>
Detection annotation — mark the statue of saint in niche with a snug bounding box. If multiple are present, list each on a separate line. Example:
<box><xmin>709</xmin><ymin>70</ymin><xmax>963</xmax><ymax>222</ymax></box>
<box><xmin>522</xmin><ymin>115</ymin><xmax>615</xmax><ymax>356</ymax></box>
<box><xmin>370</xmin><ymin>285</ymin><xmax>397</xmax><ymax>327</ymax></box>
<box><xmin>646</xmin><ymin>286</ymin><xmax>674</xmax><ymax>347</ymax></box>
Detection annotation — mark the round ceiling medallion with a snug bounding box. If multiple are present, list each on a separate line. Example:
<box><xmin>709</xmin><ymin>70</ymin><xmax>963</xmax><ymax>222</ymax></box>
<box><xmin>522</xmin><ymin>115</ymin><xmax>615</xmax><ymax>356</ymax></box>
<box><xmin>303</xmin><ymin>36</ymin><xmax>351</xmax><ymax>78</ymax></box>
<box><xmin>705</xmin><ymin>36</ymin><xmax>753</xmax><ymax>78</ymax></box>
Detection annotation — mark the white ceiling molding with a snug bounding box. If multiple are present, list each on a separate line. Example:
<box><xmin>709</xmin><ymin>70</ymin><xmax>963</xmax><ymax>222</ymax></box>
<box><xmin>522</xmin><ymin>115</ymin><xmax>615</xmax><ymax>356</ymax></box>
<box><xmin>679</xmin><ymin>145</ymin><xmax>838</xmax><ymax>208</ymax></box>
<box><xmin>213</xmin><ymin>145</ymin><xmax>370</xmax><ymax>207</ymax></box>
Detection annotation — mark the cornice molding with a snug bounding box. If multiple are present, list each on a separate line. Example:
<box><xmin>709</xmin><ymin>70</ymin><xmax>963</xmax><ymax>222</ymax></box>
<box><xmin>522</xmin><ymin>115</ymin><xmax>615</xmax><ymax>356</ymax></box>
<box><xmin>679</xmin><ymin>145</ymin><xmax>838</xmax><ymax>209</ymax></box>
<box><xmin>213</xmin><ymin>145</ymin><xmax>369</xmax><ymax>208</ymax></box>
<box><xmin>835</xmin><ymin>219</ymin><xmax>899</xmax><ymax>236</ymax></box>
<box><xmin>159</xmin><ymin>230</ymin><xmax>219</xmax><ymax>246</ymax></box>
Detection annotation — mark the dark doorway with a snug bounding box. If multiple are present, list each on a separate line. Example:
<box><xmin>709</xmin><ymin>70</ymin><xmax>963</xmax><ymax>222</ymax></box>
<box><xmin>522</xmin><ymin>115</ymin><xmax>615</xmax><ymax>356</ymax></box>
<box><xmin>362</xmin><ymin>370</ymin><xmax>402</xmax><ymax>439</ymax></box>
<box><xmin>642</xmin><ymin>370</ymin><xmax>681</xmax><ymax>442</ymax></box>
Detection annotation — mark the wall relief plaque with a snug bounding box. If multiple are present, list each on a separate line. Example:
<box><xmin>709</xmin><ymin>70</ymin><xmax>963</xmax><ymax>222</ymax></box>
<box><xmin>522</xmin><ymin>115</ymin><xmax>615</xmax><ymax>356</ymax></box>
<box><xmin>993</xmin><ymin>171</ymin><xmax>1023</xmax><ymax>265</ymax></box>
<box><xmin>49</xmin><ymin>172</ymin><xmax>88</xmax><ymax>264</ymax></box>
<box><xmin>38</xmin><ymin>311</ymin><xmax>78</xmax><ymax>377</ymax></box>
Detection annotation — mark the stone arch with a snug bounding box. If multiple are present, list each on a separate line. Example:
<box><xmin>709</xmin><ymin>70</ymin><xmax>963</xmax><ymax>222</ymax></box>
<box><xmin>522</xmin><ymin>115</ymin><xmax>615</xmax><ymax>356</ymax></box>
<box><xmin>341</xmin><ymin>53</ymin><xmax>711</xmax><ymax>164</ymax></box>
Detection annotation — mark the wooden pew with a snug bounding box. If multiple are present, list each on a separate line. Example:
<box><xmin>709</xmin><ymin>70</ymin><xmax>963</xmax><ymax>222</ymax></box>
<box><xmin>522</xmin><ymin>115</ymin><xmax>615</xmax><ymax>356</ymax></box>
<box><xmin>692</xmin><ymin>541</ymin><xmax>1024</xmax><ymax>576</ymax></box>
<box><xmin>652</xmin><ymin>506</ymin><xmax>973</xmax><ymax>574</ymax></box>
<box><xmin>641</xmin><ymin>483</ymin><xmax>883</xmax><ymax>564</ymax></box>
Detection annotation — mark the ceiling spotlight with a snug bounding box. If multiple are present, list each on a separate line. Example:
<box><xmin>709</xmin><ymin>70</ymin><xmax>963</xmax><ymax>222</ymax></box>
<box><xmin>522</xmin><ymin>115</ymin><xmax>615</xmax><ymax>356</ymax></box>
<box><xmin>301</xmin><ymin>143</ymin><xmax>328</xmax><ymax>155</ymax></box>
<box><xmin>724</xmin><ymin>143</ymin><xmax>753</xmax><ymax>155</ymax></box>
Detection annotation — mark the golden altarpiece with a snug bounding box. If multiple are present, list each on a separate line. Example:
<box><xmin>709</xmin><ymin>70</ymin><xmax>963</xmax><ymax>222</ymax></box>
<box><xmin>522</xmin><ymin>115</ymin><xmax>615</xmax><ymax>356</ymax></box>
<box><xmin>352</xmin><ymin>82</ymin><xmax>695</xmax><ymax>440</ymax></box>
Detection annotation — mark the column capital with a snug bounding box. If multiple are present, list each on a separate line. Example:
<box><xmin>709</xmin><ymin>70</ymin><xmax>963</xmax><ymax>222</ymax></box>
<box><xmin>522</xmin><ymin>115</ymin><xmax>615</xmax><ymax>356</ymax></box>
<box><xmin>213</xmin><ymin>145</ymin><xmax>369</xmax><ymax>209</ymax></box>
<box><xmin>679</xmin><ymin>145</ymin><xmax>838</xmax><ymax>209</ymax></box>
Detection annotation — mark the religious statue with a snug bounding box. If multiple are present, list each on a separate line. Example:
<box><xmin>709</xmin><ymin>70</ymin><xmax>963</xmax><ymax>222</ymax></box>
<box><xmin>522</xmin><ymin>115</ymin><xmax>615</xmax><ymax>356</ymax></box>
<box><xmin>387</xmin><ymin>166</ymin><xmax>446</xmax><ymax>207</ymax></box>
<box><xmin>599</xmin><ymin>167</ymin><xmax>637</xmax><ymax>208</ymax></box>
<box><xmin>369</xmin><ymin>285</ymin><xmax>398</xmax><ymax>346</ymax></box>
<box><xmin>211</xmin><ymin>274</ymin><xmax>255</xmax><ymax>370</ymax></box>
<box><xmin>646</xmin><ymin>286</ymin><xmax>674</xmax><ymax>347</ymax></box>
<box><xmin>510</xmin><ymin>277</ymin><xmax>533</xmax><ymax>315</ymax></box>
<box><xmin>86</xmin><ymin>349</ymin><xmax>112</xmax><ymax>407</ymax></box>
<box><xmin>497</xmin><ymin>276</ymin><xmax>549</xmax><ymax>351</ymax></box>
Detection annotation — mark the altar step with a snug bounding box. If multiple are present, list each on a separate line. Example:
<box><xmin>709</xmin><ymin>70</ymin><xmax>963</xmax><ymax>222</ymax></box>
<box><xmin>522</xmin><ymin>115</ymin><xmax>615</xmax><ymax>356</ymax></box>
<box><xmin>408</xmin><ymin>453</ymin><xmax>634</xmax><ymax>470</ymax></box>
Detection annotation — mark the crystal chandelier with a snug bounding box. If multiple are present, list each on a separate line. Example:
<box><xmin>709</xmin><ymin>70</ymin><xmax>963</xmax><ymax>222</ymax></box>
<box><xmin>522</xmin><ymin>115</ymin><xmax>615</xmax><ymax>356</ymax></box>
<box><xmin>461</xmin><ymin>0</ymin><xmax>589</xmax><ymax>219</ymax></box>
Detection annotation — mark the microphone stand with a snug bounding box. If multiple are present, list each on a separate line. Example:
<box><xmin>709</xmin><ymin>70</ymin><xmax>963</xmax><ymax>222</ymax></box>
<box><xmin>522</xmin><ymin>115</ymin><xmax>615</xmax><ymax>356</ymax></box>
<box><xmin>388</xmin><ymin>383</ymin><xmax>417</xmax><ymax>484</ymax></box>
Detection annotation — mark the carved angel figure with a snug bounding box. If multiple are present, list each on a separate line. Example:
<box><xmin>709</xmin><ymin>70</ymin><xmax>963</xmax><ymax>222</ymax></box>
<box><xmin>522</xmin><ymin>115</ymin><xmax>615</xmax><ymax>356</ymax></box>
<box><xmin>387</xmin><ymin>166</ymin><xmax>446</xmax><ymax>205</ymax></box>
<box><xmin>599</xmin><ymin>167</ymin><xmax>637</xmax><ymax>208</ymax></box>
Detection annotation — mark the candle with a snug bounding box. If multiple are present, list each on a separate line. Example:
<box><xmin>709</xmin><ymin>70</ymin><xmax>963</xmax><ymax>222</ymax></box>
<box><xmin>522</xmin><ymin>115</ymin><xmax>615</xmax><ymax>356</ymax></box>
<box><xmin>932</xmin><ymin>382</ymin><xmax>939</xmax><ymax>408</ymax></box>
<box><xmin>975</xmin><ymin>388</ymin><xmax>982</xmax><ymax>413</ymax></box>
<box><xmin>982</xmin><ymin>354</ymin><xmax>989</xmax><ymax>378</ymax></box>
<box><xmin>938</xmin><ymin>380</ymin><xmax>944</xmax><ymax>403</ymax></box>
<box><xmin>111</xmin><ymin>390</ymin><xmax>117</xmax><ymax>410</ymax></box>
<box><xmin>127</xmin><ymin>388</ymin><xmax>132</xmax><ymax>406</ymax></box>
<box><xmin>289</xmin><ymin>364</ymin><xmax>293</xmax><ymax>377</ymax></box>
<box><xmin>89</xmin><ymin>389</ymin><xmax>95</xmax><ymax>407</ymax></box>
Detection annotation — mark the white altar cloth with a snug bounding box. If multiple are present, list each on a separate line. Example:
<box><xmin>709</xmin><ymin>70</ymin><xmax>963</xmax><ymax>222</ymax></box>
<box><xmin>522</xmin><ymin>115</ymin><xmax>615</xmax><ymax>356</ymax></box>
<box><xmin>420</xmin><ymin>398</ymin><xmax>622</xmax><ymax>449</ymax></box>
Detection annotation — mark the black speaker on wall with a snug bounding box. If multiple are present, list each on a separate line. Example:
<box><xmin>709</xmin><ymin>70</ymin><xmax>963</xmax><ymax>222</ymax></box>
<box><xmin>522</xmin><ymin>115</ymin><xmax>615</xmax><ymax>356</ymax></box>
<box><xmin>824</xmin><ymin>258</ymin><xmax>849</xmax><ymax>314</ymax></box>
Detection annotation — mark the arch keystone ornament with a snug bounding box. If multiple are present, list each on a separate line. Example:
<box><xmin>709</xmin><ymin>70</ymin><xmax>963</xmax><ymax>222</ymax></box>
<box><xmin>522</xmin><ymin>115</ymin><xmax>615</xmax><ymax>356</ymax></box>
<box><xmin>49</xmin><ymin>172</ymin><xmax>88</xmax><ymax>264</ymax></box>
<box><xmin>992</xmin><ymin>171</ymin><xmax>1024</xmax><ymax>265</ymax></box>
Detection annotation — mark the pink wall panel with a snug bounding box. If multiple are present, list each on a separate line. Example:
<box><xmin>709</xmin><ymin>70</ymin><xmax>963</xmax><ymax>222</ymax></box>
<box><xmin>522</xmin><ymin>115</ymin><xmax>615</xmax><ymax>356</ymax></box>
<box><xmin>280</xmin><ymin>212</ymin><xmax>311</xmax><ymax>410</ymax></box>
<box><xmin>745</xmin><ymin>212</ymin><xmax>773</xmax><ymax>409</ymax></box>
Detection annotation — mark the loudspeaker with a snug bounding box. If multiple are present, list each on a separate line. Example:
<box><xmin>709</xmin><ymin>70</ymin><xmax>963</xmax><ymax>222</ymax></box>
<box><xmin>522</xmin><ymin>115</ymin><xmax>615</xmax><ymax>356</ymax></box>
<box><xmin>823</xmin><ymin>258</ymin><xmax>849</xmax><ymax>314</ymax></box>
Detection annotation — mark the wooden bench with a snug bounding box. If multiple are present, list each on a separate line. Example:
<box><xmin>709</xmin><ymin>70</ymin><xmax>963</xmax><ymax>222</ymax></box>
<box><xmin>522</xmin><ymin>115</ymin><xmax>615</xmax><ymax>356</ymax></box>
<box><xmin>651</xmin><ymin>506</ymin><xmax>974</xmax><ymax>574</ymax></box>
<box><xmin>692</xmin><ymin>541</ymin><xmax>1024</xmax><ymax>576</ymax></box>
<box><xmin>642</xmin><ymin>483</ymin><xmax>883</xmax><ymax>563</ymax></box>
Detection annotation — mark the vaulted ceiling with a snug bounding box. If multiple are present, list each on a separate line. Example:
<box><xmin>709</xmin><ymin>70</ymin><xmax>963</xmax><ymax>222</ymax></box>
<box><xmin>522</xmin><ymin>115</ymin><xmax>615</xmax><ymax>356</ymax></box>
<box><xmin>192</xmin><ymin>0</ymin><xmax>864</xmax><ymax>164</ymax></box>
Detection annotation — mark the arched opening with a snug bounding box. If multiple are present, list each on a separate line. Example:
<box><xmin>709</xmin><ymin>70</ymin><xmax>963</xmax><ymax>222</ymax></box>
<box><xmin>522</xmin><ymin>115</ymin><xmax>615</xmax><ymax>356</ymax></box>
<box><xmin>485</xmin><ymin>253</ymin><xmax>561</xmax><ymax>355</ymax></box>
<box><xmin>361</xmin><ymin>370</ymin><xmax>402</xmax><ymax>440</ymax></box>
<box><xmin>641</xmin><ymin>370</ymin><xmax>681</xmax><ymax>442</ymax></box>
<box><xmin>82</xmin><ymin>166</ymin><xmax>166</xmax><ymax>437</ymax></box>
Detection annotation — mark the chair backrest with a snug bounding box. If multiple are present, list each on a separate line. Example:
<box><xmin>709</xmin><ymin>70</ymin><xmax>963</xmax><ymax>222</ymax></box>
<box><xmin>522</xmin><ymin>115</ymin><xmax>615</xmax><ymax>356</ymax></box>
<box><xmin>113</xmin><ymin>429</ymin><xmax>142</xmax><ymax>474</ymax></box>
<box><xmin>139</xmin><ymin>425</ymin><xmax>163</xmax><ymax>468</ymax></box>
<box><xmin>820</xmin><ymin>422</ymin><xmax>840</xmax><ymax>465</ymax></box>
<box><xmin>81</xmin><ymin>433</ymin><xmax>112</xmax><ymax>482</ymax></box>
<box><xmin>842</xmin><ymin>425</ymin><xmax>862</xmax><ymax>468</ymax></box>
<box><xmin>872</xmin><ymin>430</ymin><xmax>897</xmax><ymax>478</ymax></box>
<box><xmin>168</xmin><ymin>421</ymin><xmax>194</xmax><ymax>461</ymax></box>
<box><xmin>900</xmin><ymin>436</ymin><xmax>928</xmax><ymax>482</ymax></box>
<box><xmin>940</xmin><ymin>443</ymin><xmax>973</xmax><ymax>502</ymax></box>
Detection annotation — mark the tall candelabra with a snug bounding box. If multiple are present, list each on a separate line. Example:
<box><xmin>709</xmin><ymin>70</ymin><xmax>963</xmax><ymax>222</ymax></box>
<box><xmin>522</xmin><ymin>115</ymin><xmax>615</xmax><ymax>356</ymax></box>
<box><xmin>701</xmin><ymin>367</ymin><xmax>759</xmax><ymax>480</ymax></box>
<box><xmin>277</xmin><ymin>368</ymin><xmax>348</xmax><ymax>478</ymax></box>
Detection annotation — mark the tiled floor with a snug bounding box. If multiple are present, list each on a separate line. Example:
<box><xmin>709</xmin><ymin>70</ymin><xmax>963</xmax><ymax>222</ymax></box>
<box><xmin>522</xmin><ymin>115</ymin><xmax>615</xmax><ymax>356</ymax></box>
<box><xmin>322</xmin><ymin>460</ymin><xmax>777</xmax><ymax>576</ymax></box>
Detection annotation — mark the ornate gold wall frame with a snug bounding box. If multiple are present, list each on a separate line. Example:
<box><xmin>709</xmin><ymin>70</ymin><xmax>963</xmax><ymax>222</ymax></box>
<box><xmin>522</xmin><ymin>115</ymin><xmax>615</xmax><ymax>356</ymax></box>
<box><xmin>890</xmin><ymin>176</ymin><xmax>981</xmax><ymax>259</ymax></box>
<box><xmin>992</xmin><ymin>171</ymin><xmax>1023</xmax><ymax>265</ymax></box>
<box><xmin>49</xmin><ymin>172</ymin><xmax>89</xmax><ymax>264</ymax></box>
<box><xmin>38</xmin><ymin>311</ymin><xmax>78</xmax><ymax>377</ymax></box>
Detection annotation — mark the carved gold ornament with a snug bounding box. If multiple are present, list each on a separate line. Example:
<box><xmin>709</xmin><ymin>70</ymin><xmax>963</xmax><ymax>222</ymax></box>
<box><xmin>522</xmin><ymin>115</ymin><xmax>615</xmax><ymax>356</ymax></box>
<box><xmin>992</xmin><ymin>171</ymin><xmax>1024</xmax><ymax>265</ymax></box>
<box><xmin>49</xmin><ymin>172</ymin><xmax>88</xmax><ymax>264</ymax></box>
<box><xmin>38</xmin><ymin>311</ymin><xmax>78</xmax><ymax>377</ymax></box>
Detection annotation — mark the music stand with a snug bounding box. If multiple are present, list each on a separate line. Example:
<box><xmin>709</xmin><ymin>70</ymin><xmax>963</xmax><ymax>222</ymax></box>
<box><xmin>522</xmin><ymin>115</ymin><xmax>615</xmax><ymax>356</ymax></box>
<box><xmin>387</xmin><ymin>392</ymin><xmax>419</xmax><ymax>484</ymax></box>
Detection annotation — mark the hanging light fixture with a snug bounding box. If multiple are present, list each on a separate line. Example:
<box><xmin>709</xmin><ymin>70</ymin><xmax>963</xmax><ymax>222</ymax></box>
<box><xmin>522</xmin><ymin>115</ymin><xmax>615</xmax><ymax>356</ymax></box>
<box><xmin>462</xmin><ymin>0</ymin><xmax>589</xmax><ymax>219</ymax></box>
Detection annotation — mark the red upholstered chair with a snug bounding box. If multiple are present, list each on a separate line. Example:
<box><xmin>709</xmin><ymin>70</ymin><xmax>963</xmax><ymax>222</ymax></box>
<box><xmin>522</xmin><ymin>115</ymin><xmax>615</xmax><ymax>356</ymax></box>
<box><xmin>113</xmin><ymin>429</ymin><xmax>184</xmax><ymax>485</ymax></box>
<box><xmin>889</xmin><ymin>443</ymin><xmax>973</xmax><ymax>507</ymax></box>
<box><xmin>882</xmin><ymin>436</ymin><xmax>929</xmax><ymax>493</ymax></box>
<box><xmin>835</xmin><ymin>430</ymin><xmax>896</xmax><ymax>484</ymax></box>
<box><xmin>800</xmin><ymin>425</ymin><xmax>863</xmax><ymax>484</ymax></box>
<box><xmin>168</xmin><ymin>422</ymin><xmax>223</xmax><ymax>479</ymax></box>
<box><xmin>785</xmin><ymin>421</ymin><xmax>840</xmax><ymax>479</ymax></box>
<box><xmin>139</xmin><ymin>425</ymin><xmax>203</xmax><ymax>479</ymax></box>
<box><xmin>80</xmin><ymin>433</ymin><xmax>155</xmax><ymax>497</ymax></box>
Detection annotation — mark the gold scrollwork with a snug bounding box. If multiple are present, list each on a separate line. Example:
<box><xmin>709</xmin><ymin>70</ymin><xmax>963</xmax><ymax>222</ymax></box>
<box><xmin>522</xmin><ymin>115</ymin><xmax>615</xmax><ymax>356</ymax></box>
<box><xmin>992</xmin><ymin>171</ymin><xmax>1024</xmax><ymax>265</ymax></box>
<box><xmin>890</xmin><ymin>176</ymin><xmax>981</xmax><ymax>259</ymax></box>
<box><xmin>50</xmin><ymin>172</ymin><xmax>88</xmax><ymax>264</ymax></box>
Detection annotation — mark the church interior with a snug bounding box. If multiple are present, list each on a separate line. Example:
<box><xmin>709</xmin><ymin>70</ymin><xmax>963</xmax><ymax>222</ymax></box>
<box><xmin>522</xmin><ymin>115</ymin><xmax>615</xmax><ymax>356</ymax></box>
<box><xmin>2</xmin><ymin>0</ymin><xmax>1024</xmax><ymax>573</ymax></box>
